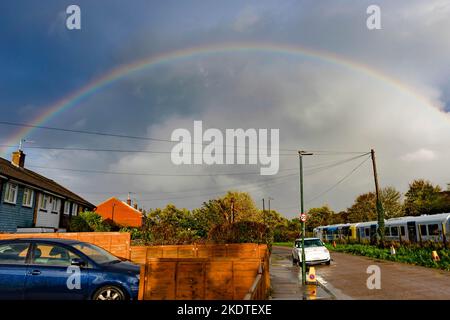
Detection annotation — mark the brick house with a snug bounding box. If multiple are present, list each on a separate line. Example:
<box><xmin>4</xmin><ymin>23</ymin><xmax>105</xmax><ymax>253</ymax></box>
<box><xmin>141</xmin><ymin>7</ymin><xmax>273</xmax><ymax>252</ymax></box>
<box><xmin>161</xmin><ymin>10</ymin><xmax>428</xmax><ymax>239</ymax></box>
<box><xmin>0</xmin><ymin>149</ymin><xmax>94</xmax><ymax>232</ymax></box>
<box><xmin>95</xmin><ymin>197</ymin><xmax>143</xmax><ymax>227</ymax></box>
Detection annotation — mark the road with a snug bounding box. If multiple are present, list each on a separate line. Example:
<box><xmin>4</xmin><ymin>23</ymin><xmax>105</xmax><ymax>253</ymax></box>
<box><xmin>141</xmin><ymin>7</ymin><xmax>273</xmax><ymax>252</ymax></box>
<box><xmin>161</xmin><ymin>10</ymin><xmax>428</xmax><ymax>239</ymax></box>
<box><xmin>269</xmin><ymin>246</ymin><xmax>334</xmax><ymax>300</ymax></box>
<box><xmin>271</xmin><ymin>246</ymin><xmax>450</xmax><ymax>300</ymax></box>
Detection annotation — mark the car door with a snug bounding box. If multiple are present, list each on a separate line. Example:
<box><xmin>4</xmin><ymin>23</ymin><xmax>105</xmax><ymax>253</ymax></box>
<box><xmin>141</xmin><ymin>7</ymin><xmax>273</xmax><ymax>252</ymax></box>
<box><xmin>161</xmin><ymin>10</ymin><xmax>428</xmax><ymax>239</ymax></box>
<box><xmin>24</xmin><ymin>242</ymin><xmax>90</xmax><ymax>300</ymax></box>
<box><xmin>0</xmin><ymin>241</ymin><xmax>31</xmax><ymax>299</ymax></box>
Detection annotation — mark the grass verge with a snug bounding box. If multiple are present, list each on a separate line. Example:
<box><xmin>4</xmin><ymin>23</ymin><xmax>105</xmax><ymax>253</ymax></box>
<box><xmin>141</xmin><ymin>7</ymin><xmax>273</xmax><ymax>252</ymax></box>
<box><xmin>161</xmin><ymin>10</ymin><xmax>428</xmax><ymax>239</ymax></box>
<box><xmin>272</xmin><ymin>242</ymin><xmax>294</xmax><ymax>247</ymax></box>
<box><xmin>326</xmin><ymin>243</ymin><xmax>450</xmax><ymax>271</ymax></box>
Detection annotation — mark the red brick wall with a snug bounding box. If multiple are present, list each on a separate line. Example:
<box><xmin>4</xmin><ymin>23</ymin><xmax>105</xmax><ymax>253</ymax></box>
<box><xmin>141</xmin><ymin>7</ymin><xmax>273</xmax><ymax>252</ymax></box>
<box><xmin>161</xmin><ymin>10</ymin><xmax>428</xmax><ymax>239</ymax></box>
<box><xmin>95</xmin><ymin>197</ymin><xmax>142</xmax><ymax>227</ymax></box>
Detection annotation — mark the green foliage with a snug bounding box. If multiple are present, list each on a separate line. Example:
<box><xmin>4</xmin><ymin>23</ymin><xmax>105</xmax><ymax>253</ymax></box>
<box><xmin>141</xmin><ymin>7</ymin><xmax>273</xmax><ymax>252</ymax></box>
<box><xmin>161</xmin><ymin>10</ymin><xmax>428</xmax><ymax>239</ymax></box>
<box><xmin>119</xmin><ymin>227</ymin><xmax>143</xmax><ymax>240</ymax></box>
<box><xmin>404</xmin><ymin>179</ymin><xmax>450</xmax><ymax>216</ymax></box>
<box><xmin>70</xmin><ymin>211</ymin><xmax>112</xmax><ymax>232</ymax></box>
<box><xmin>380</xmin><ymin>187</ymin><xmax>403</xmax><ymax>219</ymax></box>
<box><xmin>208</xmin><ymin>221</ymin><xmax>271</xmax><ymax>244</ymax></box>
<box><xmin>142</xmin><ymin>204</ymin><xmax>200</xmax><ymax>245</ymax></box>
<box><xmin>328</xmin><ymin>243</ymin><xmax>450</xmax><ymax>271</ymax></box>
<box><xmin>347</xmin><ymin>187</ymin><xmax>403</xmax><ymax>222</ymax></box>
<box><xmin>306</xmin><ymin>206</ymin><xmax>334</xmax><ymax>232</ymax></box>
<box><xmin>138</xmin><ymin>191</ymin><xmax>299</xmax><ymax>245</ymax></box>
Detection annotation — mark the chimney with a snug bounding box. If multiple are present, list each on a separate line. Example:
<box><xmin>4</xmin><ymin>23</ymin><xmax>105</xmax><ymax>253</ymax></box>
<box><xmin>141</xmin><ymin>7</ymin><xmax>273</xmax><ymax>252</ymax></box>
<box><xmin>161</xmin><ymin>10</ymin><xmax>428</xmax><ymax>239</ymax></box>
<box><xmin>11</xmin><ymin>150</ymin><xmax>26</xmax><ymax>168</ymax></box>
<box><xmin>126</xmin><ymin>191</ymin><xmax>133</xmax><ymax>206</ymax></box>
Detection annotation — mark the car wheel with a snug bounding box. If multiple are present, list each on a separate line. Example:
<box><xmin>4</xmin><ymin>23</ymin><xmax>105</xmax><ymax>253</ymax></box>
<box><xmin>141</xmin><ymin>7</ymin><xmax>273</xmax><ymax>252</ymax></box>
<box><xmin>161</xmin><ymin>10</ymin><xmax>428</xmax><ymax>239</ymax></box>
<box><xmin>93</xmin><ymin>285</ymin><xmax>127</xmax><ymax>301</ymax></box>
<box><xmin>325</xmin><ymin>260</ymin><xmax>331</xmax><ymax>265</ymax></box>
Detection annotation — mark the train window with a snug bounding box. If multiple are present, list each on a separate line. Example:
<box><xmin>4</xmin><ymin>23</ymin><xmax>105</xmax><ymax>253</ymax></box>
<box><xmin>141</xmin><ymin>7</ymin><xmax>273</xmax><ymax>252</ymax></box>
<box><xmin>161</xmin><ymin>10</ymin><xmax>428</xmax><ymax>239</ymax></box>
<box><xmin>391</xmin><ymin>227</ymin><xmax>399</xmax><ymax>236</ymax></box>
<box><xmin>400</xmin><ymin>226</ymin><xmax>405</xmax><ymax>236</ymax></box>
<box><xmin>384</xmin><ymin>227</ymin><xmax>390</xmax><ymax>236</ymax></box>
<box><xmin>420</xmin><ymin>225</ymin><xmax>428</xmax><ymax>236</ymax></box>
<box><xmin>365</xmin><ymin>228</ymin><xmax>370</xmax><ymax>237</ymax></box>
<box><xmin>427</xmin><ymin>224</ymin><xmax>439</xmax><ymax>236</ymax></box>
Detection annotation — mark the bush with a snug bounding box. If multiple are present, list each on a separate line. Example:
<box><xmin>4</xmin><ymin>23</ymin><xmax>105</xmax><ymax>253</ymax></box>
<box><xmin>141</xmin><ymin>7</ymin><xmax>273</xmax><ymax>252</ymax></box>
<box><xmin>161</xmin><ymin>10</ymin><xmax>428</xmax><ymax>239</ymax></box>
<box><xmin>327</xmin><ymin>243</ymin><xmax>450</xmax><ymax>271</ymax></box>
<box><xmin>69</xmin><ymin>211</ymin><xmax>112</xmax><ymax>232</ymax></box>
<box><xmin>208</xmin><ymin>221</ymin><xmax>271</xmax><ymax>244</ymax></box>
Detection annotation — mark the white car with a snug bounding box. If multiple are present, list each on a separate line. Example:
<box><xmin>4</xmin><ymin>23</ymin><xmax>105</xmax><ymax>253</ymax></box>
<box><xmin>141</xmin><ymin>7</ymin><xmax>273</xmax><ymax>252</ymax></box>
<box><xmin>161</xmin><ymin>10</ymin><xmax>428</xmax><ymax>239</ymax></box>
<box><xmin>292</xmin><ymin>238</ymin><xmax>331</xmax><ymax>265</ymax></box>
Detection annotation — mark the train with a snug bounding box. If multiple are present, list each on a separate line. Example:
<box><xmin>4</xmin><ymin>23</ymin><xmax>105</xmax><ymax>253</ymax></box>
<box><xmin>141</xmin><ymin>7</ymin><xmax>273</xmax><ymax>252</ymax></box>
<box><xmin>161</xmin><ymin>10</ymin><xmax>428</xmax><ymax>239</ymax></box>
<box><xmin>313</xmin><ymin>213</ymin><xmax>450</xmax><ymax>243</ymax></box>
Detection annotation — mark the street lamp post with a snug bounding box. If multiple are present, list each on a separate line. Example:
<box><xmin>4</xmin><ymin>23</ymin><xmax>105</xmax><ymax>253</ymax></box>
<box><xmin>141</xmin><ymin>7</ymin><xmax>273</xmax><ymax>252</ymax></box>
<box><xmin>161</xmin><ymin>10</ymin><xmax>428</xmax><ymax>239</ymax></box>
<box><xmin>298</xmin><ymin>150</ymin><xmax>313</xmax><ymax>285</ymax></box>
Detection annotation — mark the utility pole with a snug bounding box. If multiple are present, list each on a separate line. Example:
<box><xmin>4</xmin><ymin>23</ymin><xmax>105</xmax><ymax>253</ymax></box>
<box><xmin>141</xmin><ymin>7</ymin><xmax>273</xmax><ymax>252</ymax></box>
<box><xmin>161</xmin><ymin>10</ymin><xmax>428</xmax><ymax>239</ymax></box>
<box><xmin>268</xmin><ymin>197</ymin><xmax>273</xmax><ymax>213</ymax></box>
<box><xmin>230</xmin><ymin>198</ymin><xmax>235</xmax><ymax>223</ymax></box>
<box><xmin>262</xmin><ymin>198</ymin><xmax>266</xmax><ymax>224</ymax></box>
<box><xmin>371</xmin><ymin>149</ymin><xmax>385</xmax><ymax>244</ymax></box>
<box><xmin>298</xmin><ymin>150</ymin><xmax>313</xmax><ymax>285</ymax></box>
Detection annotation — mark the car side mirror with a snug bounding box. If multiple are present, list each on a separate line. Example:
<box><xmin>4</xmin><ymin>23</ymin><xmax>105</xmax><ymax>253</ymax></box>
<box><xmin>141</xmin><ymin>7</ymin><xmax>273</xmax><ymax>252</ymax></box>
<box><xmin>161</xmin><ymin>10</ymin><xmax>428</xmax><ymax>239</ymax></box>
<box><xmin>71</xmin><ymin>258</ymin><xmax>86</xmax><ymax>267</ymax></box>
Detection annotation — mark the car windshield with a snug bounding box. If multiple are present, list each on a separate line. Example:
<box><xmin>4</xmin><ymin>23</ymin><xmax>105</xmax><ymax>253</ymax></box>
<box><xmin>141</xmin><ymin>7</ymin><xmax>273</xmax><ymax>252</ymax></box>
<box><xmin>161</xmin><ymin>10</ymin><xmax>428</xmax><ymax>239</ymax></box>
<box><xmin>73</xmin><ymin>243</ymin><xmax>120</xmax><ymax>265</ymax></box>
<box><xmin>295</xmin><ymin>239</ymin><xmax>324</xmax><ymax>248</ymax></box>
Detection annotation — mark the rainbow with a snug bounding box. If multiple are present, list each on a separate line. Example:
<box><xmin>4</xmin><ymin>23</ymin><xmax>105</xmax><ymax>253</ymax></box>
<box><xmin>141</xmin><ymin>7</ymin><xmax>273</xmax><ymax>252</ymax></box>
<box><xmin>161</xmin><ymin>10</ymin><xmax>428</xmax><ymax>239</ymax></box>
<box><xmin>2</xmin><ymin>42</ymin><xmax>447</xmax><ymax>155</ymax></box>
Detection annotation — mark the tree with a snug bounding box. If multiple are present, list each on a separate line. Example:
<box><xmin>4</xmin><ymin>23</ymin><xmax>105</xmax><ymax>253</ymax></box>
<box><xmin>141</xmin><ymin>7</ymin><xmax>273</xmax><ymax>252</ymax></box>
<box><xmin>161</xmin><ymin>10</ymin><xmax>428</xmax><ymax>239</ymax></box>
<box><xmin>381</xmin><ymin>187</ymin><xmax>403</xmax><ymax>219</ymax></box>
<box><xmin>404</xmin><ymin>179</ymin><xmax>449</xmax><ymax>216</ymax></box>
<box><xmin>306</xmin><ymin>206</ymin><xmax>334</xmax><ymax>232</ymax></box>
<box><xmin>329</xmin><ymin>211</ymin><xmax>349</xmax><ymax>225</ymax></box>
<box><xmin>198</xmin><ymin>191</ymin><xmax>260</xmax><ymax>224</ymax></box>
<box><xmin>70</xmin><ymin>211</ymin><xmax>112</xmax><ymax>232</ymax></box>
<box><xmin>347</xmin><ymin>187</ymin><xmax>404</xmax><ymax>222</ymax></box>
<box><xmin>347</xmin><ymin>192</ymin><xmax>377</xmax><ymax>223</ymax></box>
<box><xmin>143</xmin><ymin>204</ymin><xmax>199</xmax><ymax>245</ymax></box>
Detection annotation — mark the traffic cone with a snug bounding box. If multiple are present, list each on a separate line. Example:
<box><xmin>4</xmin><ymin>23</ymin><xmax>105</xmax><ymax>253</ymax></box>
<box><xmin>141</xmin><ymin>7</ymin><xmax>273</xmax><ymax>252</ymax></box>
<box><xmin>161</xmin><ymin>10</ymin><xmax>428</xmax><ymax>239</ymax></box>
<box><xmin>306</xmin><ymin>284</ymin><xmax>317</xmax><ymax>300</ymax></box>
<box><xmin>432</xmin><ymin>251</ymin><xmax>440</xmax><ymax>261</ymax></box>
<box><xmin>306</xmin><ymin>266</ymin><xmax>318</xmax><ymax>285</ymax></box>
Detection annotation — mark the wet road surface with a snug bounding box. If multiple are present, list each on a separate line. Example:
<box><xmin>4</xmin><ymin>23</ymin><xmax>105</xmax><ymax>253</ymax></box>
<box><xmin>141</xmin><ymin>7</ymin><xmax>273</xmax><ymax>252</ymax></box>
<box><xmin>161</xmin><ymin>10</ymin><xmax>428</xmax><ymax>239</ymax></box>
<box><xmin>271</xmin><ymin>246</ymin><xmax>450</xmax><ymax>300</ymax></box>
<box><xmin>270</xmin><ymin>246</ymin><xmax>334</xmax><ymax>300</ymax></box>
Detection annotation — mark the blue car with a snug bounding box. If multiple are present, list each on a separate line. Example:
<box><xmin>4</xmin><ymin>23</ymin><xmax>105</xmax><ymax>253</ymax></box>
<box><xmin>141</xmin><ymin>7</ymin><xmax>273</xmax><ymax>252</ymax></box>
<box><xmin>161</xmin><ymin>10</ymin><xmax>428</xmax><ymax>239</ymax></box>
<box><xmin>0</xmin><ymin>238</ymin><xmax>140</xmax><ymax>300</ymax></box>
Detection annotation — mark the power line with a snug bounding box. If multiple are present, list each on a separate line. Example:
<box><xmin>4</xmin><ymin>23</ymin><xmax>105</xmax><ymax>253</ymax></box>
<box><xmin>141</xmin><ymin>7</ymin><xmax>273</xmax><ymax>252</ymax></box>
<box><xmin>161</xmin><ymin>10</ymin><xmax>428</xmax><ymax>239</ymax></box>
<box><xmin>305</xmin><ymin>150</ymin><xmax>369</xmax><ymax>154</ymax></box>
<box><xmin>0</xmin><ymin>121</ymin><xmax>298</xmax><ymax>152</ymax></box>
<box><xmin>0</xmin><ymin>121</ymin><xmax>369</xmax><ymax>155</ymax></box>
<box><xmin>87</xmin><ymin>173</ymin><xmax>298</xmax><ymax>202</ymax></box>
<box><xmin>73</xmin><ymin>172</ymin><xmax>298</xmax><ymax>195</ymax></box>
<box><xmin>29</xmin><ymin>165</ymin><xmax>298</xmax><ymax>177</ymax></box>
<box><xmin>305</xmin><ymin>155</ymin><xmax>371</xmax><ymax>205</ymax></box>
<box><xmin>304</xmin><ymin>153</ymin><xmax>371</xmax><ymax>174</ymax></box>
<box><xmin>0</xmin><ymin>144</ymin><xmax>297</xmax><ymax>157</ymax></box>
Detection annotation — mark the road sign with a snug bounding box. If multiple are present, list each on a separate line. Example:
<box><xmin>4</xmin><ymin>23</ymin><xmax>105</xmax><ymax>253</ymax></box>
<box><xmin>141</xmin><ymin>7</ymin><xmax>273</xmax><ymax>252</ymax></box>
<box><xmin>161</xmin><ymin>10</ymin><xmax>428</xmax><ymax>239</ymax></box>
<box><xmin>300</xmin><ymin>213</ymin><xmax>307</xmax><ymax>222</ymax></box>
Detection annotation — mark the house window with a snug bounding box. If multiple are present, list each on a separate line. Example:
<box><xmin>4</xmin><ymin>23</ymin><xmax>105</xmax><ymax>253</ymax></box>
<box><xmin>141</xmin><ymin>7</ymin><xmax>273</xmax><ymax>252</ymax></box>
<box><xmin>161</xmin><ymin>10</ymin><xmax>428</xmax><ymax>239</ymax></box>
<box><xmin>51</xmin><ymin>197</ymin><xmax>60</xmax><ymax>214</ymax></box>
<box><xmin>72</xmin><ymin>203</ymin><xmax>78</xmax><ymax>216</ymax></box>
<box><xmin>4</xmin><ymin>183</ymin><xmax>18</xmax><ymax>204</ymax></box>
<box><xmin>39</xmin><ymin>194</ymin><xmax>48</xmax><ymax>211</ymax></box>
<box><xmin>22</xmin><ymin>188</ymin><xmax>34</xmax><ymax>207</ymax></box>
<box><xmin>64</xmin><ymin>201</ymin><xmax>71</xmax><ymax>215</ymax></box>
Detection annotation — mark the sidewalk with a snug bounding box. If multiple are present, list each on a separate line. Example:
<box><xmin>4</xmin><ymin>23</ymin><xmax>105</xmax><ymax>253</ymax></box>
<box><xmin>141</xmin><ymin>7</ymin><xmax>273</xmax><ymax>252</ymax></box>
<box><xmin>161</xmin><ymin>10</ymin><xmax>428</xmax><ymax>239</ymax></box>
<box><xmin>270</xmin><ymin>246</ymin><xmax>334</xmax><ymax>300</ymax></box>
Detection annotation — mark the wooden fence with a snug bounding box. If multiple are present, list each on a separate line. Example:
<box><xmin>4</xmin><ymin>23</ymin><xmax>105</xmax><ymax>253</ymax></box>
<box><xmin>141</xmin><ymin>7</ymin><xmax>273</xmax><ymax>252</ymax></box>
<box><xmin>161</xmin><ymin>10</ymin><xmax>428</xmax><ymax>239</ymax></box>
<box><xmin>130</xmin><ymin>243</ymin><xmax>268</xmax><ymax>263</ymax></box>
<box><xmin>136</xmin><ymin>243</ymin><xmax>270</xmax><ymax>300</ymax></box>
<box><xmin>0</xmin><ymin>232</ymin><xmax>131</xmax><ymax>260</ymax></box>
